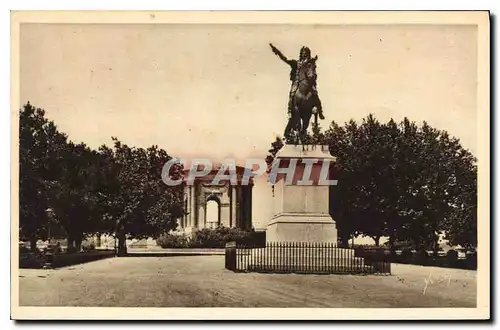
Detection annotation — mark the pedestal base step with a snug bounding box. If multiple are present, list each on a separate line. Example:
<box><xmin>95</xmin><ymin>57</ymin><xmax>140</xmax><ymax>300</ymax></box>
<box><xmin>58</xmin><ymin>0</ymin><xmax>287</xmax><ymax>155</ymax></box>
<box><xmin>246</xmin><ymin>264</ymin><xmax>373</xmax><ymax>274</ymax></box>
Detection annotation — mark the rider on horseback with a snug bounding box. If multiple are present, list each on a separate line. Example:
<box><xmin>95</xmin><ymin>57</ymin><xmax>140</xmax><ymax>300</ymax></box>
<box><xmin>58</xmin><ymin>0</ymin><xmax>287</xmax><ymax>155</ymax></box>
<box><xmin>269</xmin><ymin>43</ymin><xmax>325</xmax><ymax>120</ymax></box>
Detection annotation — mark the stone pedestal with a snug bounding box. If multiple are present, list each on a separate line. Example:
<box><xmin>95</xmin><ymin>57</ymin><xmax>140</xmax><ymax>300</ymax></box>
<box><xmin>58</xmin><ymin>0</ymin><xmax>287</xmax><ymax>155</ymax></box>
<box><xmin>266</xmin><ymin>144</ymin><xmax>338</xmax><ymax>243</ymax></box>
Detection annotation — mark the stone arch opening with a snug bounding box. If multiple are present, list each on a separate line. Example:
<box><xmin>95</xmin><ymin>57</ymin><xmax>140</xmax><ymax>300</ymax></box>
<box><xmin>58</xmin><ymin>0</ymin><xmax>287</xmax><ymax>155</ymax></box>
<box><xmin>205</xmin><ymin>195</ymin><xmax>221</xmax><ymax>229</ymax></box>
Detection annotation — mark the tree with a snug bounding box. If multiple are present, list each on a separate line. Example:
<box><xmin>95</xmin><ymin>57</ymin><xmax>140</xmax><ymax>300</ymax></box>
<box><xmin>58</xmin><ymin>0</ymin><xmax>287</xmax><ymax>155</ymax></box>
<box><xmin>265</xmin><ymin>136</ymin><xmax>284</xmax><ymax>167</ymax></box>
<box><xmin>400</xmin><ymin>121</ymin><xmax>449</xmax><ymax>252</ymax></box>
<box><xmin>267</xmin><ymin>114</ymin><xmax>477</xmax><ymax>251</ymax></box>
<box><xmin>48</xmin><ymin>142</ymin><xmax>104</xmax><ymax>251</ymax></box>
<box><xmin>325</xmin><ymin>120</ymin><xmax>362</xmax><ymax>246</ymax></box>
<box><xmin>324</xmin><ymin>116</ymin><xmax>478</xmax><ymax>250</ymax></box>
<box><xmin>310</xmin><ymin>120</ymin><xmax>325</xmax><ymax>145</ymax></box>
<box><xmin>440</xmin><ymin>138</ymin><xmax>477</xmax><ymax>250</ymax></box>
<box><xmin>391</xmin><ymin>120</ymin><xmax>477</xmax><ymax>252</ymax></box>
<box><xmin>324</xmin><ymin>116</ymin><xmax>400</xmax><ymax>246</ymax></box>
<box><xmin>19</xmin><ymin>102</ymin><xmax>68</xmax><ymax>251</ymax></box>
<box><xmin>19</xmin><ymin>103</ymin><xmax>186</xmax><ymax>254</ymax></box>
<box><xmin>103</xmin><ymin>138</ymin><xmax>185</xmax><ymax>255</ymax></box>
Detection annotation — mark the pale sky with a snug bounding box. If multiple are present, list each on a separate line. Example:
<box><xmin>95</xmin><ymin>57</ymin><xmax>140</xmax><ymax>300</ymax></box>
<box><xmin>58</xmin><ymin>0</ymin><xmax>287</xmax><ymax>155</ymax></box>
<box><xmin>19</xmin><ymin>22</ymin><xmax>479</xmax><ymax>232</ymax></box>
<box><xmin>20</xmin><ymin>23</ymin><xmax>478</xmax><ymax>163</ymax></box>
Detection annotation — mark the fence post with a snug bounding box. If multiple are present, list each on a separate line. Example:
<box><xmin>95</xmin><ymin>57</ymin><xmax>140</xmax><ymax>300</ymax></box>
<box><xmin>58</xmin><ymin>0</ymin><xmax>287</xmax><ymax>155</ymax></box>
<box><xmin>225</xmin><ymin>241</ymin><xmax>237</xmax><ymax>271</ymax></box>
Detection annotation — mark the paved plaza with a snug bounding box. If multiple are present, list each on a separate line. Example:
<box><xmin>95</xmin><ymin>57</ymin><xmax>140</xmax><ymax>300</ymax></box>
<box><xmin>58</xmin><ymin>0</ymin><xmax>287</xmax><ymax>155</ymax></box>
<box><xmin>18</xmin><ymin>255</ymin><xmax>476</xmax><ymax>308</ymax></box>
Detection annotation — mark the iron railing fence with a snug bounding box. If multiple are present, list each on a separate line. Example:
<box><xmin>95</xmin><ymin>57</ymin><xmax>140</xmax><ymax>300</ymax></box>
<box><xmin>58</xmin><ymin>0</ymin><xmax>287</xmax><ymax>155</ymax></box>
<box><xmin>225</xmin><ymin>241</ymin><xmax>391</xmax><ymax>274</ymax></box>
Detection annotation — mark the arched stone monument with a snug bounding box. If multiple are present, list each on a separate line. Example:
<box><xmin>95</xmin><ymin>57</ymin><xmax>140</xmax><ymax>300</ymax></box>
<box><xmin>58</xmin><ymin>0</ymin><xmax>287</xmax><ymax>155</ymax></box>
<box><xmin>178</xmin><ymin>165</ymin><xmax>253</xmax><ymax>236</ymax></box>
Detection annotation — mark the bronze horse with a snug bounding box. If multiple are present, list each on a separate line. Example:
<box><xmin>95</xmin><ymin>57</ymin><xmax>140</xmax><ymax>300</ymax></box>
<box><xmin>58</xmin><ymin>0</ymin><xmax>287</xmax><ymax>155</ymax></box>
<box><xmin>284</xmin><ymin>56</ymin><xmax>322</xmax><ymax>143</ymax></box>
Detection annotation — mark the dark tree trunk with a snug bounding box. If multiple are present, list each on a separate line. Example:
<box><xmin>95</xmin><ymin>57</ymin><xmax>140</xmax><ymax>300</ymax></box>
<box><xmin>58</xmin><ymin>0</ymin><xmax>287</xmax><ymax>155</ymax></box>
<box><xmin>388</xmin><ymin>233</ymin><xmax>397</xmax><ymax>256</ymax></box>
<box><xmin>433</xmin><ymin>233</ymin><xmax>440</xmax><ymax>256</ymax></box>
<box><xmin>116</xmin><ymin>220</ymin><xmax>127</xmax><ymax>256</ymax></box>
<box><xmin>75</xmin><ymin>236</ymin><xmax>83</xmax><ymax>252</ymax></box>
<box><xmin>67</xmin><ymin>239</ymin><xmax>75</xmax><ymax>252</ymax></box>
<box><xmin>30</xmin><ymin>235</ymin><xmax>37</xmax><ymax>253</ymax></box>
<box><xmin>67</xmin><ymin>233</ymin><xmax>76</xmax><ymax>253</ymax></box>
<box><xmin>117</xmin><ymin>231</ymin><xmax>127</xmax><ymax>256</ymax></box>
<box><xmin>373</xmin><ymin>236</ymin><xmax>381</xmax><ymax>247</ymax></box>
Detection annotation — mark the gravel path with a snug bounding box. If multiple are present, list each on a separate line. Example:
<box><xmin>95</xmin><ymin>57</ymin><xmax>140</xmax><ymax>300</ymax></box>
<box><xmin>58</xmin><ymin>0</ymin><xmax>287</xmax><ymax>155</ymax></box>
<box><xmin>18</xmin><ymin>255</ymin><xmax>476</xmax><ymax>307</ymax></box>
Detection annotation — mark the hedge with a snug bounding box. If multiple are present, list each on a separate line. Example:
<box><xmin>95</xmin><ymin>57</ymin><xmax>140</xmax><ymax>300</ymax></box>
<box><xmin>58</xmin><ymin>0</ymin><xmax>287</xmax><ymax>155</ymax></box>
<box><xmin>157</xmin><ymin>227</ymin><xmax>266</xmax><ymax>249</ymax></box>
<box><xmin>354</xmin><ymin>246</ymin><xmax>477</xmax><ymax>270</ymax></box>
<box><xmin>19</xmin><ymin>249</ymin><xmax>115</xmax><ymax>269</ymax></box>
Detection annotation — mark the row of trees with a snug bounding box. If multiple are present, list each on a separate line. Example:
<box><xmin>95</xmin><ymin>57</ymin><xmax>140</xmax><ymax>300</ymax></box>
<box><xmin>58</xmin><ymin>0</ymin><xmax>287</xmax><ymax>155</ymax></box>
<box><xmin>20</xmin><ymin>101</ymin><xmax>477</xmax><ymax>255</ymax></box>
<box><xmin>267</xmin><ymin>115</ymin><xmax>477</xmax><ymax>252</ymax></box>
<box><xmin>19</xmin><ymin>103</ymin><xmax>184</xmax><ymax>254</ymax></box>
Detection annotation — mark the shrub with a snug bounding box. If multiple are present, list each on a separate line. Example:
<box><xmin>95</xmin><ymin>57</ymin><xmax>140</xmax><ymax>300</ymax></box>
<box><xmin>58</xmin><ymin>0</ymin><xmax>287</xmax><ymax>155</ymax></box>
<box><xmin>156</xmin><ymin>234</ymin><xmax>189</xmax><ymax>248</ymax></box>
<box><xmin>156</xmin><ymin>228</ymin><xmax>265</xmax><ymax>249</ymax></box>
<box><xmin>19</xmin><ymin>252</ymin><xmax>44</xmax><ymax>268</ymax></box>
<box><xmin>52</xmin><ymin>250</ymin><xmax>115</xmax><ymax>268</ymax></box>
<box><xmin>52</xmin><ymin>243</ymin><xmax>63</xmax><ymax>254</ymax></box>
<box><xmin>19</xmin><ymin>243</ymin><xmax>31</xmax><ymax>254</ymax></box>
<box><xmin>383</xmin><ymin>240</ymin><xmax>413</xmax><ymax>250</ymax></box>
<box><xmin>82</xmin><ymin>243</ymin><xmax>96</xmax><ymax>252</ymax></box>
<box><xmin>190</xmin><ymin>227</ymin><xmax>263</xmax><ymax>248</ymax></box>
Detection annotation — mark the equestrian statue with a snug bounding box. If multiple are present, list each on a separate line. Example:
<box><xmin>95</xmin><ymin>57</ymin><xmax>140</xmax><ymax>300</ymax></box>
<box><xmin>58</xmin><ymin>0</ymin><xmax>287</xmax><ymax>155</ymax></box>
<box><xmin>269</xmin><ymin>43</ymin><xmax>325</xmax><ymax>144</ymax></box>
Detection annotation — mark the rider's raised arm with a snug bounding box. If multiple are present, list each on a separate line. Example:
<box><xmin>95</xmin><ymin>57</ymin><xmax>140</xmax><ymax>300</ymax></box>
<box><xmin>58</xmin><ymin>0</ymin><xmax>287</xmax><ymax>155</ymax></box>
<box><xmin>269</xmin><ymin>43</ymin><xmax>294</xmax><ymax>66</ymax></box>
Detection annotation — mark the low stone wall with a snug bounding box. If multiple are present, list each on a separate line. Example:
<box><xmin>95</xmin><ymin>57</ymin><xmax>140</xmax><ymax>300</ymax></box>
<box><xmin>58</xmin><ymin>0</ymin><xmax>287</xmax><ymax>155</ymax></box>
<box><xmin>51</xmin><ymin>250</ymin><xmax>115</xmax><ymax>268</ymax></box>
<box><xmin>20</xmin><ymin>250</ymin><xmax>116</xmax><ymax>269</ymax></box>
<box><xmin>127</xmin><ymin>247</ymin><xmax>225</xmax><ymax>255</ymax></box>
